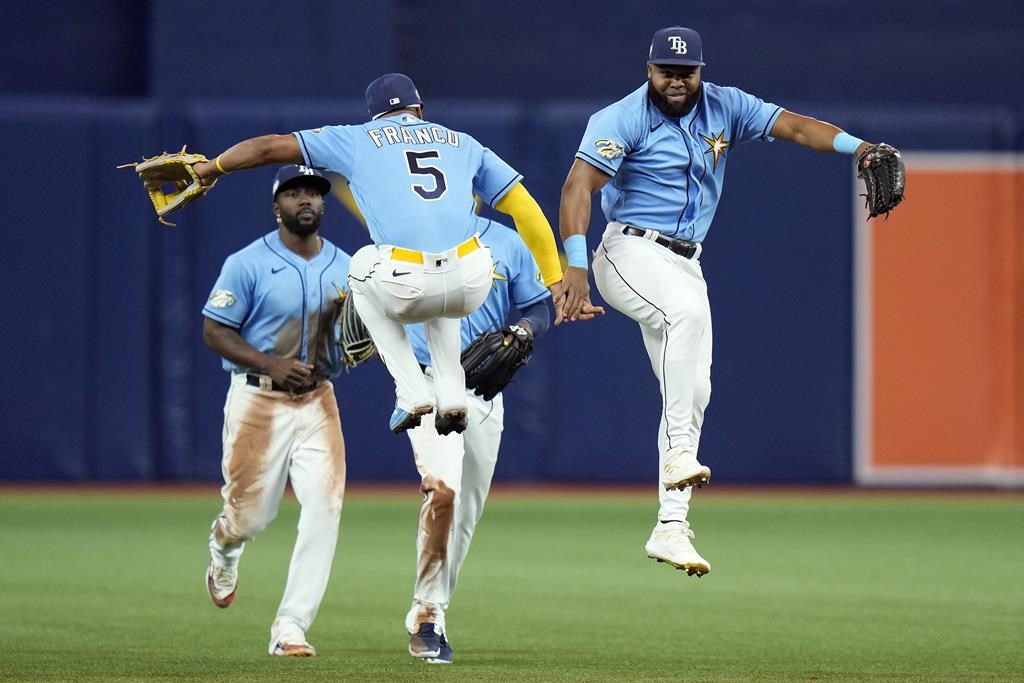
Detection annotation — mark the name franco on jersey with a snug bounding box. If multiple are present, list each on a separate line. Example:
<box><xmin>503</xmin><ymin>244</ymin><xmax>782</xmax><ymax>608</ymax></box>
<box><xmin>366</xmin><ymin>125</ymin><xmax>461</xmax><ymax>149</ymax></box>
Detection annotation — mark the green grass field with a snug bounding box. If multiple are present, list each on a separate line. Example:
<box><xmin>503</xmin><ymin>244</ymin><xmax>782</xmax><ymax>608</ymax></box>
<box><xmin>0</xmin><ymin>488</ymin><xmax>1021</xmax><ymax>682</ymax></box>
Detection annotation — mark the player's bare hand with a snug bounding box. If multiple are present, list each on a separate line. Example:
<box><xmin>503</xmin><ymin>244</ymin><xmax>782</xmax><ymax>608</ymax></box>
<box><xmin>548</xmin><ymin>279</ymin><xmax>565</xmax><ymax>305</ymax></box>
<box><xmin>554</xmin><ymin>266</ymin><xmax>593</xmax><ymax>325</ymax></box>
<box><xmin>572</xmin><ymin>301</ymin><xmax>605</xmax><ymax>321</ymax></box>
<box><xmin>266</xmin><ymin>358</ymin><xmax>315</xmax><ymax>390</ymax></box>
<box><xmin>193</xmin><ymin>160</ymin><xmax>219</xmax><ymax>187</ymax></box>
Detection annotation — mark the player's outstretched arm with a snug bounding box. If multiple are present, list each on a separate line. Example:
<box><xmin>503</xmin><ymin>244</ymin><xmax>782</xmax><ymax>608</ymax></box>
<box><xmin>769</xmin><ymin>111</ymin><xmax>873</xmax><ymax>156</ymax></box>
<box><xmin>493</xmin><ymin>183</ymin><xmax>563</xmax><ymax>289</ymax></box>
<box><xmin>556</xmin><ymin>159</ymin><xmax>611</xmax><ymax>325</ymax></box>
<box><xmin>770</xmin><ymin>111</ymin><xmax>904</xmax><ymax>217</ymax></box>
<box><xmin>194</xmin><ymin>134</ymin><xmax>305</xmax><ymax>186</ymax></box>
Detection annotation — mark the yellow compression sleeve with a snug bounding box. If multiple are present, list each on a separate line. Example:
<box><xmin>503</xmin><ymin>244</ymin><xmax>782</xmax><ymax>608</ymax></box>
<box><xmin>330</xmin><ymin>175</ymin><xmax>367</xmax><ymax>226</ymax></box>
<box><xmin>493</xmin><ymin>183</ymin><xmax>563</xmax><ymax>286</ymax></box>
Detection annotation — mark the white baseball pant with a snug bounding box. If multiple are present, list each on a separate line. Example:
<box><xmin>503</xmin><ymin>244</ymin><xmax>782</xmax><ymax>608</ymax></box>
<box><xmin>348</xmin><ymin>236</ymin><xmax>493</xmax><ymax>414</ymax></box>
<box><xmin>593</xmin><ymin>222</ymin><xmax>713</xmax><ymax>522</ymax></box>
<box><xmin>401</xmin><ymin>372</ymin><xmax>504</xmax><ymax>633</ymax></box>
<box><xmin>208</xmin><ymin>373</ymin><xmax>346</xmax><ymax>643</ymax></box>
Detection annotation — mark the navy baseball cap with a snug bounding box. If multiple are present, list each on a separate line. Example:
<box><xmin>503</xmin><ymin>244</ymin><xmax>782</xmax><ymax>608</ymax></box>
<box><xmin>648</xmin><ymin>26</ymin><xmax>706</xmax><ymax>66</ymax></box>
<box><xmin>272</xmin><ymin>164</ymin><xmax>331</xmax><ymax>199</ymax></box>
<box><xmin>366</xmin><ymin>73</ymin><xmax>423</xmax><ymax>120</ymax></box>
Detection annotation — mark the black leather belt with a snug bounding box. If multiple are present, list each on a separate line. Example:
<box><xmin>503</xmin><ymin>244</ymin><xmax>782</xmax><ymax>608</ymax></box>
<box><xmin>246</xmin><ymin>373</ymin><xmax>321</xmax><ymax>395</ymax></box>
<box><xmin>622</xmin><ymin>226</ymin><xmax>699</xmax><ymax>259</ymax></box>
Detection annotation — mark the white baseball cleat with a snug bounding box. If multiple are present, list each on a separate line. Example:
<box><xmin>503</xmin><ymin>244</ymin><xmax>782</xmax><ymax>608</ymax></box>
<box><xmin>269</xmin><ymin>625</ymin><xmax>316</xmax><ymax>657</ymax></box>
<box><xmin>645</xmin><ymin>522</ymin><xmax>711</xmax><ymax>577</ymax></box>
<box><xmin>662</xmin><ymin>448</ymin><xmax>711</xmax><ymax>490</ymax></box>
<box><xmin>205</xmin><ymin>562</ymin><xmax>238</xmax><ymax>608</ymax></box>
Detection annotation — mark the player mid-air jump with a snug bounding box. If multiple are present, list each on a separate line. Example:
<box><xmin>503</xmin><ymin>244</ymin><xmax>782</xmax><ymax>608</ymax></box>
<box><xmin>557</xmin><ymin>26</ymin><xmax>904</xmax><ymax>577</ymax></box>
<box><xmin>123</xmin><ymin>73</ymin><xmax>587</xmax><ymax>439</ymax></box>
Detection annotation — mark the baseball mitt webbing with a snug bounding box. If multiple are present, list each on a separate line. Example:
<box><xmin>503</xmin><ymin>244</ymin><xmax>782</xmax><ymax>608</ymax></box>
<box><xmin>460</xmin><ymin>325</ymin><xmax>534</xmax><ymax>401</ymax></box>
<box><xmin>118</xmin><ymin>145</ymin><xmax>216</xmax><ymax>226</ymax></box>
<box><xmin>337</xmin><ymin>291</ymin><xmax>376</xmax><ymax>371</ymax></box>
<box><xmin>857</xmin><ymin>143</ymin><xmax>905</xmax><ymax>219</ymax></box>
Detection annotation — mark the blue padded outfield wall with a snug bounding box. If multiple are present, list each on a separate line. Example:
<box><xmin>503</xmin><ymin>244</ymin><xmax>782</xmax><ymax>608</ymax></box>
<box><xmin>1</xmin><ymin>1</ymin><xmax>1021</xmax><ymax>483</ymax></box>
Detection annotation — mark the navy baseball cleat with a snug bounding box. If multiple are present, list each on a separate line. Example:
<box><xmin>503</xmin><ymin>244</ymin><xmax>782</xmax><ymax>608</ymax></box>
<box><xmin>424</xmin><ymin>632</ymin><xmax>453</xmax><ymax>664</ymax></box>
<box><xmin>434</xmin><ymin>408</ymin><xmax>468</xmax><ymax>436</ymax></box>
<box><xmin>390</xmin><ymin>404</ymin><xmax>433</xmax><ymax>434</ymax></box>
<box><xmin>408</xmin><ymin>623</ymin><xmax>442</xmax><ymax>658</ymax></box>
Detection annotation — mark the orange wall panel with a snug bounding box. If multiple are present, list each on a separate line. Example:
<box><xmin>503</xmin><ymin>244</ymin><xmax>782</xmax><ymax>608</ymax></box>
<box><xmin>871</xmin><ymin>166</ymin><xmax>1020</xmax><ymax>471</ymax></box>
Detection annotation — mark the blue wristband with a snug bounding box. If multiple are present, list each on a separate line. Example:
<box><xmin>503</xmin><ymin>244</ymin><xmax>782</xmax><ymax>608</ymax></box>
<box><xmin>833</xmin><ymin>132</ymin><xmax>864</xmax><ymax>155</ymax></box>
<box><xmin>563</xmin><ymin>234</ymin><xmax>588</xmax><ymax>270</ymax></box>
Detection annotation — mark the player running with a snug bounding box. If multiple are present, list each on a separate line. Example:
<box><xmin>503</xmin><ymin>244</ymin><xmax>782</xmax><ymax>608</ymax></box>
<box><xmin>202</xmin><ymin>165</ymin><xmax>350</xmax><ymax>656</ymax></box>
<box><xmin>401</xmin><ymin>217</ymin><xmax>553</xmax><ymax>664</ymax></box>
<box><xmin>557</xmin><ymin>27</ymin><xmax>903</xmax><ymax>576</ymax></box>
<box><xmin>193</xmin><ymin>73</ymin><xmax>587</xmax><ymax>437</ymax></box>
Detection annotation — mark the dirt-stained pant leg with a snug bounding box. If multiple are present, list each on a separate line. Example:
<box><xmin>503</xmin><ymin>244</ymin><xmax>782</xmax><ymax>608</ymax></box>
<box><xmin>404</xmin><ymin>403</ymin><xmax>463</xmax><ymax>633</ymax></box>
<box><xmin>209</xmin><ymin>374</ymin><xmax>293</xmax><ymax>567</ymax></box>
<box><xmin>447</xmin><ymin>392</ymin><xmax>503</xmax><ymax>598</ymax></box>
<box><xmin>271</xmin><ymin>382</ymin><xmax>346</xmax><ymax>639</ymax></box>
<box><xmin>403</xmin><ymin>379</ymin><xmax>503</xmax><ymax>633</ymax></box>
<box><xmin>593</xmin><ymin>223</ymin><xmax>712</xmax><ymax>523</ymax></box>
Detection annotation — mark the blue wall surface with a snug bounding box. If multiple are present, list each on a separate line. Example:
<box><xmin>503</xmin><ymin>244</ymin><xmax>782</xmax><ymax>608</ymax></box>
<box><xmin>6</xmin><ymin>1</ymin><xmax>1023</xmax><ymax>108</ymax></box>
<box><xmin>1</xmin><ymin>1</ymin><xmax>1021</xmax><ymax>482</ymax></box>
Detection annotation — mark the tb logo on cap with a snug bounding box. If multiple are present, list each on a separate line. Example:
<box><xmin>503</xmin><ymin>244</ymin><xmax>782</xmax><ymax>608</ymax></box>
<box><xmin>668</xmin><ymin>36</ymin><xmax>688</xmax><ymax>54</ymax></box>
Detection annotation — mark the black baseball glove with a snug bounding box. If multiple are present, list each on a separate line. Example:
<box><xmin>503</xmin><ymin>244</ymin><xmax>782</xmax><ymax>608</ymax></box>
<box><xmin>857</xmin><ymin>143</ymin><xmax>906</xmax><ymax>219</ymax></box>
<box><xmin>460</xmin><ymin>325</ymin><xmax>534</xmax><ymax>401</ymax></box>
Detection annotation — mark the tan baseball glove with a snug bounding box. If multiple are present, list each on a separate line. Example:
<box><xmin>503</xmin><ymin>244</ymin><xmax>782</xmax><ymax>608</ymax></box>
<box><xmin>118</xmin><ymin>145</ymin><xmax>216</xmax><ymax>226</ymax></box>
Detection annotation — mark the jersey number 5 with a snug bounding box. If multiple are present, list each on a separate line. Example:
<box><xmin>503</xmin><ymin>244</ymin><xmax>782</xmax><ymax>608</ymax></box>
<box><xmin>405</xmin><ymin>151</ymin><xmax>447</xmax><ymax>201</ymax></box>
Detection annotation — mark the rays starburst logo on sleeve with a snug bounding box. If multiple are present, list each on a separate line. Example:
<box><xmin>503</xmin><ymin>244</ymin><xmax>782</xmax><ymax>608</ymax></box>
<box><xmin>699</xmin><ymin>130</ymin><xmax>731</xmax><ymax>170</ymax></box>
<box><xmin>208</xmin><ymin>290</ymin><xmax>236</xmax><ymax>308</ymax></box>
<box><xmin>594</xmin><ymin>139</ymin><xmax>625</xmax><ymax>160</ymax></box>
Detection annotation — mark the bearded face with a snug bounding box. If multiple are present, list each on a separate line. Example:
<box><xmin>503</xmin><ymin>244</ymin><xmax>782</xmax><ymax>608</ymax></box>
<box><xmin>647</xmin><ymin>64</ymin><xmax>702</xmax><ymax>117</ymax></box>
<box><xmin>274</xmin><ymin>184</ymin><xmax>325</xmax><ymax>236</ymax></box>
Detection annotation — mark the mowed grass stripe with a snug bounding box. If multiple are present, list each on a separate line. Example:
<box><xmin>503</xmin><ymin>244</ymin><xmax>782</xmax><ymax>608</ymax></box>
<box><xmin>0</xmin><ymin>492</ymin><xmax>1020</xmax><ymax>682</ymax></box>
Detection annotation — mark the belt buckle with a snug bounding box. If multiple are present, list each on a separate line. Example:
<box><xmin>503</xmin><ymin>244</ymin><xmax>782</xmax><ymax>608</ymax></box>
<box><xmin>258</xmin><ymin>375</ymin><xmax>273</xmax><ymax>391</ymax></box>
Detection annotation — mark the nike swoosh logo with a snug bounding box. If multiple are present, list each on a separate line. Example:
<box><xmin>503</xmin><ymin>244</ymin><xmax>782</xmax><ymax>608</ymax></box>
<box><xmin>392</xmin><ymin>269</ymin><xmax>410</xmax><ymax>277</ymax></box>
<box><xmin>272</xmin><ymin>266</ymin><xmax>287</xmax><ymax>274</ymax></box>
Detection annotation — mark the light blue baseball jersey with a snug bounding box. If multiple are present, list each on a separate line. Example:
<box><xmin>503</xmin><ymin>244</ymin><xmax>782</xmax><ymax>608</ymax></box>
<box><xmin>202</xmin><ymin>230</ymin><xmax>352</xmax><ymax>378</ymax></box>
<box><xmin>295</xmin><ymin>113</ymin><xmax>522</xmax><ymax>253</ymax></box>
<box><xmin>407</xmin><ymin>217</ymin><xmax>549</xmax><ymax>367</ymax></box>
<box><xmin>576</xmin><ymin>81</ymin><xmax>783</xmax><ymax>242</ymax></box>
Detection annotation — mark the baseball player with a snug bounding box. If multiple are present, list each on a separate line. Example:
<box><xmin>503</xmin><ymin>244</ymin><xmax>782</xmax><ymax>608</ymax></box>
<box><xmin>557</xmin><ymin>27</ymin><xmax>901</xmax><ymax>576</ymax></box>
<box><xmin>401</xmin><ymin>216</ymin><xmax>552</xmax><ymax>664</ymax></box>
<box><xmin>202</xmin><ymin>165</ymin><xmax>351</xmax><ymax>656</ymax></box>
<box><xmin>193</xmin><ymin>73</ymin><xmax>579</xmax><ymax>439</ymax></box>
